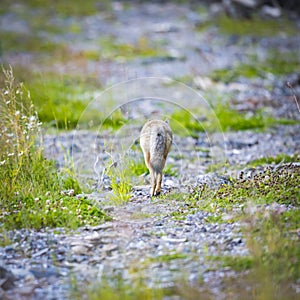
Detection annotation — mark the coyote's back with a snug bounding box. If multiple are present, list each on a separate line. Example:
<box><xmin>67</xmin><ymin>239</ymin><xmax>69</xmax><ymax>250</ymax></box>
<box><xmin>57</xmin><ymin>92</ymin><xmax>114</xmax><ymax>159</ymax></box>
<box><xmin>140</xmin><ymin>120</ymin><xmax>172</xmax><ymax>196</ymax></box>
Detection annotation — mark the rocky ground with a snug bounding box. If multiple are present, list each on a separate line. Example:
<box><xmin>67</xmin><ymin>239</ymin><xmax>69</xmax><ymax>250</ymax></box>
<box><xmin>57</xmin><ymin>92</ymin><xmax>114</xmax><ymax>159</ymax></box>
<box><xmin>1</xmin><ymin>124</ymin><xmax>299</xmax><ymax>300</ymax></box>
<box><xmin>1</xmin><ymin>1</ymin><xmax>300</xmax><ymax>299</ymax></box>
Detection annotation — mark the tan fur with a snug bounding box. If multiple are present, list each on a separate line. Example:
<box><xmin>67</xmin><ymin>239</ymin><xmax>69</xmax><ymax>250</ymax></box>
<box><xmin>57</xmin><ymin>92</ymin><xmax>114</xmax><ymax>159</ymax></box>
<box><xmin>140</xmin><ymin>120</ymin><xmax>172</xmax><ymax>196</ymax></box>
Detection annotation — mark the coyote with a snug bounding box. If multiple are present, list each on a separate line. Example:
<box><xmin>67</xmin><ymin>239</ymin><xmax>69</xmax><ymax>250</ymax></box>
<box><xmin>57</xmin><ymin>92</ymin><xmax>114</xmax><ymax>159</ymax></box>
<box><xmin>140</xmin><ymin>119</ymin><xmax>173</xmax><ymax>196</ymax></box>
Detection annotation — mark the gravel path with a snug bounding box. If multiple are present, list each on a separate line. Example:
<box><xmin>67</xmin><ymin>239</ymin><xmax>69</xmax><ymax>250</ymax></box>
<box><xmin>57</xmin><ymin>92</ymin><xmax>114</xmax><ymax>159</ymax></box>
<box><xmin>1</xmin><ymin>123</ymin><xmax>299</xmax><ymax>299</ymax></box>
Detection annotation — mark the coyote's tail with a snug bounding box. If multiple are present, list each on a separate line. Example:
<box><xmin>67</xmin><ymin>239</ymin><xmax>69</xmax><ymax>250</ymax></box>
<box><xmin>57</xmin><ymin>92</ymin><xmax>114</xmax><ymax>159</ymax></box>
<box><xmin>149</xmin><ymin>128</ymin><xmax>166</xmax><ymax>173</ymax></box>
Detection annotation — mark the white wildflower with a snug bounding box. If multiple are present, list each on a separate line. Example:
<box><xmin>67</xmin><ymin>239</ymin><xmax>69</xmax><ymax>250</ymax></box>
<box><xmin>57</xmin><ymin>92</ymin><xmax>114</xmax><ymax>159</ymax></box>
<box><xmin>7</xmin><ymin>152</ymin><xmax>14</xmax><ymax>157</ymax></box>
<box><xmin>15</xmin><ymin>110</ymin><xmax>20</xmax><ymax>116</ymax></box>
<box><xmin>0</xmin><ymin>160</ymin><xmax>6</xmax><ymax>165</ymax></box>
<box><xmin>67</xmin><ymin>189</ymin><xmax>75</xmax><ymax>196</ymax></box>
<box><xmin>18</xmin><ymin>151</ymin><xmax>23</xmax><ymax>157</ymax></box>
<box><xmin>4</xmin><ymin>90</ymin><xmax>9</xmax><ymax>95</ymax></box>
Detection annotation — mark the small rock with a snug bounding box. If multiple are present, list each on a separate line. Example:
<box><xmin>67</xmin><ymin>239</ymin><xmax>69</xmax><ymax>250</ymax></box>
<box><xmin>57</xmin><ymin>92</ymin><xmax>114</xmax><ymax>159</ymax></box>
<box><xmin>101</xmin><ymin>244</ymin><xmax>118</xmax><ymax>254</ymax></box>
<box><xmin>29</xmin><ymin>266</ymin><xmax>58</xmax><ymax>279</ymax></box>
<box><xmin>0</xmin><ymin>266</ymin><xmax>16</xmax><ymax>290</ymax></box>
<box><xmin>17</xmin><ymin>284</ymin><xmax>36</xmax><ymax>296</ymax></box>
<box><xmin>261</xmin><ymin>5</ymin><xmax>281</xmax><ymax>18</ymax></box>
<box><xmin>71</xmin><ymin>245</ymin><xmax>91</xmax><ymax>256</ymax></box>
<box><xmin>32</xmin><ymin>248</ymin><xmax>49</xmax><ymax>258</ymax></box>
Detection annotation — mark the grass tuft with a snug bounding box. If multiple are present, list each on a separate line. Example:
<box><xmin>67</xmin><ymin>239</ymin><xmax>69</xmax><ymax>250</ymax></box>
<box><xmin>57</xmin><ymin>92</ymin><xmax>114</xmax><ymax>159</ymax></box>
<box><xmin>105</xmin><ymin>157</ymin><xmax>132</xmax><ymax>204</ymax></box>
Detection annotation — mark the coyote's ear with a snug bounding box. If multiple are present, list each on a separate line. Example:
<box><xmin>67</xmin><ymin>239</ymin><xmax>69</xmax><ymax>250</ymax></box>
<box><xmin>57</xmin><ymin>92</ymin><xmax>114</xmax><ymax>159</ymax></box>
<box><xmin>164</xmin><ymin>119</ymin><xmax>169</xmax><ymax>124</ymax></box>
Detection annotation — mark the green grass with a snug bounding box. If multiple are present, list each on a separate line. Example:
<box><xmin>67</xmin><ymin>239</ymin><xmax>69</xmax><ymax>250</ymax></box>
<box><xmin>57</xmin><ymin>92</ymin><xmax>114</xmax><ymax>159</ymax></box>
<box><xmin>3</xmin><ymin>193</ymin><xmax>110</xmax><ymax>230</ymax></box>
<box><xmin>0</xmin><ymin>0</ymin><xmax>106</xmax><ymax>16</ymax></box>
<box><xmin>5</xmin><ymin>70</ymin><xmax>116</xmax><ymax>130</ymax></box>
<box><xmin>166</xmin><ymin>162</ymin><xmax>299</xmax><ymax>221</ymax></box>
<box><xmin>169</xmin><ymin>104</ymin><xmax>297</xmax><ymax>135</ymax></box>
<box><xmin>164</xmin><ymin>164</ymin><xmax>178</xmax><ymax>177</ymax></box>
<box><xmin>0</xmin><ymin>67</ymin><xmax>109</xmax><ymax>229</ymax></box>
<box><xmin>104</xmin><ymin>152</ymin><xmax>178</xmax><ymax>205</ymax></box>
<box><xmin>215</xmin><ymin>15</ymin><xmax>297</xmax><ymax>37</ymax></box>
<box><xmin>198</xmin><ymin>167</ymin><xmax>299</xmax><ymax>212</ymax></box>
<box><xmin>71</xmin><ymin>275</ymin><xmax>218</xmax><ymax>300</ymax></box>
<box><xmin>170</xmin><ymin>109</ymin><xmax>205</xmax><ymax>138</ymax></box>
<box><xmin>101</xmin><ymin>109</ymin><xmax>128</xmax><ymax>131</ymax></box>
<box><xmin>0</xmin><ymin>31</ymin><xmax>66</xmax><ymax>56</ymax></box>
<box><xmin>209</xmin><ymin>51</ymin><xmax>300</xmax><ymax>84</ymax></box>
<box><xmin>129</xmin><ymin>157</ymin><xmax>178</xmax><ymax>177</ymax></box>
<box><xmin>213</xmin><ymin>104</ymin><xmax>270</xmax><ymax>131</ymax></box>
<box><xmin>149</xmin><ymin>253</ymin><xmax>188</xmax><ymax>263</ymax></box>
<box><xmin>5</xmin><ymin>70</ymin><xmax>130</xmax><ymax>130</ymax></box>
<box><xmin>249</xmin><ymin>153</ymin><xmax>300</xmax><ymax>167</ymax></box>
<box><xmin>71</xmin><ymin>276</ymin><xmax>166</xmax><ymax>300</ymax></box>
<box><xmin>98</xmin><ymin>36</ymin><xmax>168</xmax><ymax>62</ymax></box>
<box><xmin>25</xmin><ymin>74</ymin><xmax>96</xmax><ymax>129</ymax></box>
<box><xmin>207</xmin><ymin>255</ymin><xmax>254</xmax><ymax>272</ymax></box>
<box><xmin>129</xmin><ymin>159</ymin><xmax>149</xmax><ymax>176</ymax></box>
